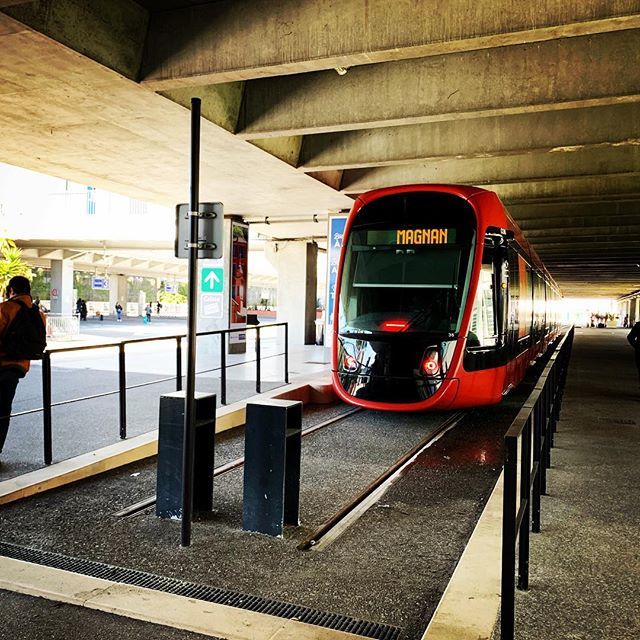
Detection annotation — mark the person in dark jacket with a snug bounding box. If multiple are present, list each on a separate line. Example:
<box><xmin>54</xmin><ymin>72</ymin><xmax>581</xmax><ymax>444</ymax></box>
<box><xmin>628</xmin><ymin>321</ymin><xmax>640</xmax><ymax>385</ymax></box>
<box><xmin>0</xmin><ymin>276</ymin><xmax>46</xmax><ymax>457</ymax></box>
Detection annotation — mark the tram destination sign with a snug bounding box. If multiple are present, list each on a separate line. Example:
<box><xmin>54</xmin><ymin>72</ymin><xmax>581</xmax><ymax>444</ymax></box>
<box><xmin>366</xmin><ymin>228</ymin><xmax>457</xmax><ymax>246</ymax></box>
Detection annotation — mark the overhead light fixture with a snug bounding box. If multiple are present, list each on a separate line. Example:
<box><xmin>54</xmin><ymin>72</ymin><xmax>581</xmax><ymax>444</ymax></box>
<box><xmin>335</xmin><ymin>66</ymin><xmax>348</xmax><ymax>76</ymax></box>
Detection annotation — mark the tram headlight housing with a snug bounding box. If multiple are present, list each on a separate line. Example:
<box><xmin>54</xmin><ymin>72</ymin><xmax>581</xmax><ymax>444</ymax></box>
<box><xmin>420</xmin><ymin>348</ymin><xmax>441</xmax><ymax>377</ymax></box>
<box><xmin>343</xmin><ymin>353</ymin><xmax>359</xmax><ymax>372</ymax></box>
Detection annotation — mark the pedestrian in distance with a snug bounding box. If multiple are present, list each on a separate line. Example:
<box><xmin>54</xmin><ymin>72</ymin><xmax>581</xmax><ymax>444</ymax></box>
<box><xmin>80</xmin><ymin>299</ymin><xmax>88</xmax><ymax>321</ymax></box>
<box><xmin>0</xmin><ymin>276</ymin><xmax>47</xmax><ymax>459</ymax></box>
<box><xmin>115</xmin><ymin>302</ymin><xmax>123</xmax><ymax>322</ymax></box>
<box><xmin>145</xmin><ymin>303</ymin><xmax>152</xmax><ymax>323</ymax></box>
<box><xmin>156</xmin><ymin>301</ymin><xmax>162</xmax><ymax>315</ymax></box>
<box><xmin>627</xmin><ymin>320</ymin><xmax>640</xmax><ymax>386</ymax></box>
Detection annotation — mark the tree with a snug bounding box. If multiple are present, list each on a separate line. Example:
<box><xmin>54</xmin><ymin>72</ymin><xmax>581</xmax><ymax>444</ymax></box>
<box><xmin>0</xmin><ymin>238</ymin><xmax>31</xmax><ymax>293</ymax></box>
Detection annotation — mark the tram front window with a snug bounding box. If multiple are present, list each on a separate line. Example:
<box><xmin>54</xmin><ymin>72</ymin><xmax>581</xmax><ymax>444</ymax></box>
<box><xmin>339</xmin><ymin>227</ymin><xmax>470</xmax><ymax>335</ymax></box>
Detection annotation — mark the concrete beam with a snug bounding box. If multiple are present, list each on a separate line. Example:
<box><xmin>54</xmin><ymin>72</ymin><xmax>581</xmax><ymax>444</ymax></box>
<box><xmin>525</xmin><ymin>225</ymin><xmax>640</xmax><ymax>239</ymax></box>
<box><xmin>299</xmin><ymin>104</ymin><xmax>640</xmax><ymax>171</ymax></box>
<box><xmin>519</xmin><ymin>215</ymin><xmax>640</xmax><ymax>232</ymax></box>
<box><xmin>238</xmin><ymin>30</ymin><xmax>640</xmax><ymax>138</ymax></box>
<box><xmin>339</xmin><ymin>146</ymin><xmax>640</xmax><ymax>194</ymax></box>
<box><xmin>140</xmin><ymin>0</ymin><xmax>640</xmax><ymax>88</ymax></box>
<box><xmin>494</xmin><ymin>176</ymin><xmax>640</xmax><ymax>204</ymax></box>
<box><xmin>509</xmin><ymin>201</ymin><xmax>640</xmax><ymax>222</ymax></box>
<box><xmin>2</xmin><ymin>0</ymin><xmax>149</xmax><ymax>80</ymax></box>
<box><xmin>0</xmin><ymin>14</ymin><xmax>353</xmax><ymax>218</ymax></box>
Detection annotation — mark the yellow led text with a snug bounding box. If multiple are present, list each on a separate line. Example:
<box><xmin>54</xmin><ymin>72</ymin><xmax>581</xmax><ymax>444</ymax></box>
<box><xmin>396</xmin><ymin>228</ymin><xmax>448</xmax><ymax>245</ymax></box>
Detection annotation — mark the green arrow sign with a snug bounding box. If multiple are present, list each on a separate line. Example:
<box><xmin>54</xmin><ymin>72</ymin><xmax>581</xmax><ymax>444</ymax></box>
<box><xmin>201</xmin><ymin>267</ymin><xmax>224</xmax><ymax>293</ymax></box>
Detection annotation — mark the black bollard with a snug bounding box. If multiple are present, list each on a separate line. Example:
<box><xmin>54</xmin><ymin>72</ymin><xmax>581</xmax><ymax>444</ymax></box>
<box><xmin>242</xmin><ymin>399</ymin><xmax>302</xmax><ymax>536</ymax></box>
<box><xmin>156</xmin><ymin>391</ymin><xmax>216</xmax><ymax>519</ymax></box>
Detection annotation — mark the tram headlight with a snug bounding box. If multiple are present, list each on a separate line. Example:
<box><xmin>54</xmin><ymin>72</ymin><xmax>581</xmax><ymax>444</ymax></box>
<box><xmin>421</xmin><ymin>348</ymin><xmax>441</xmax><ymax>377</ymax></box>
<box><xmin>343</xmin><ymin>353</ymin><xmax>359</xmax><ymax>372</ymax></box>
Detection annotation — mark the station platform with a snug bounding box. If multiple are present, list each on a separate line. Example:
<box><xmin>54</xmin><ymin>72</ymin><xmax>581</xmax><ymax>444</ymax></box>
<box><xmin>0</xmin><ymin>327</ymin><xmax>637</xmax><ymax>640</ymax></box>
<box><xmin>493</xmin><ymin>327</ymin><xmax>639</xmax><ymax>640</ymax></box>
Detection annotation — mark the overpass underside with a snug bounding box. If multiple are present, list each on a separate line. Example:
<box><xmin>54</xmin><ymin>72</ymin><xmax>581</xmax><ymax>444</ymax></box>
<box><xmin>0</xmin><ymin>1</ymin><xmax>639</xmax><ymax>297</ymax></box>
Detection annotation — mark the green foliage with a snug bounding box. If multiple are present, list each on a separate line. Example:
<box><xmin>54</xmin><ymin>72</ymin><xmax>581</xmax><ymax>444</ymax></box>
<box><xmin>127</xmin><ymin>276</ymin><xmax>158</xmax><ymax>303</ymax></box>
<box><xmin>0</xmin><ymin>238</ymin><xmax>32</xmax><ymax>292</ymax></box>
<box><xmin>158</xmin><ymin>280</ymin><xmax>187</xmax><ymax>304</ymax></box>
<box><xmin>30</xmin><ymin>267</ymin><xmax>51</xmax><ymax>300</ymax></box>
<box><xmin>74</xmin><ymin>271</ymin><xmax>109</xmax><ymax>301</ymax></box>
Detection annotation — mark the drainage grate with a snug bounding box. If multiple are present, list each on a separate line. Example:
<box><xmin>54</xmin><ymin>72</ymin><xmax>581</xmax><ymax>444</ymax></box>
<box><xmin>598</xmin><ymin>418</ymin><xmax>637</xmax><ymax>426</ymax></box>
<box><xmin>0</xmin><ymin>542</ymin><xmax>400</xmax><ymax>640</ymax></box>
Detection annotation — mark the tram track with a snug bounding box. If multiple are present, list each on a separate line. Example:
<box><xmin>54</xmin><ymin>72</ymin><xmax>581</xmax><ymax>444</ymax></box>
<box><xmin>298</xmin><ymin>410</ymin><xmax>467</xmax><ymax>551</ymax></box>
<box><xmin>114</xmin><ymin>405</ymin><xmax>363</xmax><ymax>518</ymax></box>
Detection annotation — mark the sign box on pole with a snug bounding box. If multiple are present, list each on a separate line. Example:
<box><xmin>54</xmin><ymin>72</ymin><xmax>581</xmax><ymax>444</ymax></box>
<box><xmin>175</xmin><ymin>202</ymin><xmax>224</xmax><ymax>260</ymax></box>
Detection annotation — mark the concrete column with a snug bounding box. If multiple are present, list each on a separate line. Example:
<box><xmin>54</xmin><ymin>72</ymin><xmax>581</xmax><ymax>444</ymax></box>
<box><xmin>108</xmin><ymin>275</ymin><xmax>127</xmax><ymax>313</ymax></box>
<box><xmin>49</xmin><ymin>259</ymin><xmax>74</xmax><ymax>315</ymax></box>
<box><xmin>269</xmin><ymin>241</ymin><xmax>318</xmax><ymax>345</ymax></box>
<box><xmin>138</xmin><ymin>290</ymin><xmax>146</xmax><ymax>317</ymax></box>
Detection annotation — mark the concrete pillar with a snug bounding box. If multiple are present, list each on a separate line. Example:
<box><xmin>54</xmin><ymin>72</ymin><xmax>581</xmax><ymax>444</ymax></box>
<box><xmin>108</xmin><ymin>275</ymin><xmax>127</xmax><ymax>313</ymax></box>
<box><xmin>49</xmin><ymin>259</ymin><xmax>74</xmax><ymax>315</ymax></box>
<box><xmin>269</xmin><ymin>241</ymin><xmax>318</xmax><ymax>345</ymax></box>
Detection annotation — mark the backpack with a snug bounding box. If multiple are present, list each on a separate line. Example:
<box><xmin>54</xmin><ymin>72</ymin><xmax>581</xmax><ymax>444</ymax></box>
<box><xmin>3</xmin><ymin>299</ymin><xmax>47</xmax><ymax>360</ymax></box>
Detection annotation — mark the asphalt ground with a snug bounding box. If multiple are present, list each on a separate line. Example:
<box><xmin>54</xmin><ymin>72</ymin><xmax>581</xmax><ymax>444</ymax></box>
<box><xmin>0</xmin><ymin>355</ymin><xmax>548</xmax><ymax>640</ymax></box>
<box><xmin>0</xmin><ymin>589</ymin><xmax>221</xmax><ymax>640</ymax></box>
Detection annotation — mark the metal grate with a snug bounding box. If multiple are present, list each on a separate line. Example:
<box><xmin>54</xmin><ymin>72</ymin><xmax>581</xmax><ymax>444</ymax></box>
<box><xmin>598</xmin><ymin>418</ymin><xmax>637</xmax><ymax>426</ymax></box>
<box><xmin>0</xmin><ymin>541</ymin><xmax>400</xmax><ymax>640</ymax></box>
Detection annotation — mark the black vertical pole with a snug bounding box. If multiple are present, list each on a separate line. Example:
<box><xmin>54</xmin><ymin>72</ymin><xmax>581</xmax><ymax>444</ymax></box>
<box><xmin>256</xmin><ymin>326</ymin><xmax>261</xmax><ymax>394</ymax></box>
<box><xmin>284</xmin><ymin>323</ymin><xmax>289</xmax><ymax>384</ymax></box>
<box><xmin>518</xmin><ymin>419</ymin><xmax>531</xmax><ymax>591</ymax></box>
<box><xmin>501</xmin><ymin>436</ymin><xmax>518</xmax><ymax>640</ymax></box>
<box><xmin>118</xmin><ymin>344</ymin><xmax>127</xmax><ymax>439</ymax></box>
<box><xmin>42</xmin><ymin>352</ymin><xmax>53</xmax><ymax>465</ymax></box>
<box><xmin>181</xmin><ymin>97</ymin><xmax>201</xmax><ymax>548</ymax></box>
<box><xmin>176</xmin><ymin>336</ymin><xmax>183</xmax><ymax>391</ymax></box>
<box><xmin>220</xmin><ymin>333</ymin><xmax>227</xmax><ymax>405</ymax></box>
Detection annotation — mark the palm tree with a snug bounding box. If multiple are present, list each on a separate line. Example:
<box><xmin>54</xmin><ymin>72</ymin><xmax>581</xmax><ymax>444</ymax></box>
<box><xmin>0</xmin><ymin>238</ymin><xmax>31</xmax><ymax>294</ymax></box>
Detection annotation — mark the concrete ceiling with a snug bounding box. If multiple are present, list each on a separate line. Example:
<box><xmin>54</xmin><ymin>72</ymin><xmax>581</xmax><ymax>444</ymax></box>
<box><xmin>1</xmin><ymin>1</ymin><xmax>639</xmax><ymax>297</ymax></box>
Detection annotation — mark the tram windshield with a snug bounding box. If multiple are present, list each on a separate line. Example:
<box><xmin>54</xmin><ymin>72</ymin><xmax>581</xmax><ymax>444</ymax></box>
<box><xmin>338</xmin><ymin>192</ymin><xmax>475</xmax><ymax>336</ymax></box>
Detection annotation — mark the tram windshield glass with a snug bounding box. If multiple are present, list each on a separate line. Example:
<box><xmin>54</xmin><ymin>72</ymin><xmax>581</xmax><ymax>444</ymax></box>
<box><xmin>338</xmin><ymin>192</ymin><xmax>475</xmax><ymax>336</ymax></box>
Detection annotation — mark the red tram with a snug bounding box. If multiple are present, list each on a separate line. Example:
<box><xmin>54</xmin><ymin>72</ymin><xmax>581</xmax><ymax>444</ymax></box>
<box><xmin>331</xmin><ymin>185</ymin><xmax>560</xmax><ymax>411</ymax></box>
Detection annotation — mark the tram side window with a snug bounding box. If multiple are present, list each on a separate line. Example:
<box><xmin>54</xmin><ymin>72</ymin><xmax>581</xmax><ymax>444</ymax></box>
<box><xmin>468</xmin><ymin>240</ymin><xmax>507</xmax><ymax>348</ymax></box>
<box><xmin>508</xmin><ymin>243</ymin><xmax>520</xmax><ymax>341</ymax></box>
<box><xmin>518</xmin><ymin>257</ymin><xmax>532</xmax><ymax>339</ymax></box>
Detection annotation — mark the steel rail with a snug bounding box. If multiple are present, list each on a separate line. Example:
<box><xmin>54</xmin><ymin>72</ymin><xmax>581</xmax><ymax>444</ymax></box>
<box><xmin>297</xmin><ymin>410</ymin><xmax>467</xmax><ymax>551</ymax></box>
<box><xmin>114</xmin><ymin>406</ymin><xmax>363</xmax><ymax>518</ymax></box>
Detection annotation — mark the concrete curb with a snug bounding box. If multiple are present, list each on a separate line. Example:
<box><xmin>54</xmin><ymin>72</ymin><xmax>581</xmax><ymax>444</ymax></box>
<box><xmin>421</xmin><ymin>473</ymin><xmax>503</xmax><ymax>640</ymax></box>
<box><xmin>0</xmin><ymin>555</ymin><xmax>364</xmax><ymax>640</ymax></box>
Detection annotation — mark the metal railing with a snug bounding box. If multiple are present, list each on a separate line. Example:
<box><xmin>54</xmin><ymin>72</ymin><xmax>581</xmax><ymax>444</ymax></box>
<box><xmin>11</xmin><ymin>322</ymin><xmax>289</xmax><ymax>466</ymax></box>
<box><xmin>500</xmin><ymin>326</ymin><xmax>574</xmax><ymax>640</ymax></box>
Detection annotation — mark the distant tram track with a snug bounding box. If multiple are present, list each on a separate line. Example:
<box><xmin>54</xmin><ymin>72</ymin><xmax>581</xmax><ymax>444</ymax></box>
<box><xmin>114</xmin><ymin>405</ymin><xmax>363</xmax><ymax>518</ymax></box>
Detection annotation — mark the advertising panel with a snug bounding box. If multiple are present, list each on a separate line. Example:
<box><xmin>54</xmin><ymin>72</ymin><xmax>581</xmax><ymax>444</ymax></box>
<box><xmin>229</xmin><ymin>221</ymin><xmax>249</xmax><ymax>350</ymax></box>
<box><xmin>325</xmin><ymin>216</ymin><xmax>347</xmax><ymax>336</ymax></box>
